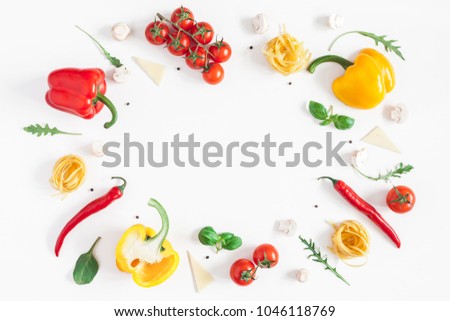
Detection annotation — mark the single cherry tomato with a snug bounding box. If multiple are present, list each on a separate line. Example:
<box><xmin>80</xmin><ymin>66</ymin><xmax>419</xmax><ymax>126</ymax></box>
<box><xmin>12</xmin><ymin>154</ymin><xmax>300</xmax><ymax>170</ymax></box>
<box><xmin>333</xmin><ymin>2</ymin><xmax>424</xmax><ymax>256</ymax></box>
<box><xmin>386</xmin><ymin>185</ymin><xmax>416</xmax><ymax>214</ymax></box>
<box><xmin>229</xmin><ymin>259</ymin><xmax>257</xmax><ymax>286</ymax></box>
<box><xmin>144</xmin><ymin>21</ymin><xmax>170</xmax><ymax>45</ymax></box>
<box><xmin>185</xmin><ymin>46</ymin><xmax>208</xmax><ymax>69</ymax></box>
<box><xmin>253</xmin><ymin>244</ymin><xmax>279</xmax><ymax>268</ymax></box>
<box><xmin>209</xmin><ymin>40</ymin><xmax>232</xmax><ymax>63</ymax></box>
<box><xmin>167</xmin><ymin>31</ymin><xmax>191</xmax><ymax>56</ymax></box>
<box><xmin>202</xmin><ymin>63</ymin><xmax>224</xmax><ymax>85</ymax></box>
<box><xmin>191</xmin><ymin>22</ymin><xmax>214</xmax><ymax>45</ymax></box>
<box><xmin>170</xmin><ymin>6</ymin><xmax>195</xmax><ymax>31</ymax></box>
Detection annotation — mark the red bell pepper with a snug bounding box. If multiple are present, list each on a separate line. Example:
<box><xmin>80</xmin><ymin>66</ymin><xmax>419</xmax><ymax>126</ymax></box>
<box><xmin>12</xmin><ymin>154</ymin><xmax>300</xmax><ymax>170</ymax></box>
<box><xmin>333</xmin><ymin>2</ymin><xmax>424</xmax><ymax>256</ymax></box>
<box><xmin>45</xmin><ymin>68</ymin><xmax>118</xmax><ymax>129</ymax></box>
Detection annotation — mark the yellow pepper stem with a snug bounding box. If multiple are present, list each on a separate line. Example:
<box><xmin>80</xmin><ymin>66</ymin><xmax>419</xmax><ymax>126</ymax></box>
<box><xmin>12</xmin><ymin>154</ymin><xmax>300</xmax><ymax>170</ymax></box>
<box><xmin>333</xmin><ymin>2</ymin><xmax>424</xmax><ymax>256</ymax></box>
<box><xmin>307</xmin><ymin>55</ymin><xmax>353</xmax><ymax>73</ymax></box>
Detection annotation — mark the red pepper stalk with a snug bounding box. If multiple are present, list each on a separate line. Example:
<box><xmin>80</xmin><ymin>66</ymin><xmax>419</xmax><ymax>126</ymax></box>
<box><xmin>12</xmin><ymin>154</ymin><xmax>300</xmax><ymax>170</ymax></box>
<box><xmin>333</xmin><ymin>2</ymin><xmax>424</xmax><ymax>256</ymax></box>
<box><xmin>318</xmin><ymin>176</ymin><xmax>401</xmax><ymax>248</ymax></box>
<box><xmin>46</xmin><ymin>68</ymin><xmax>118</xmax><ymax>129</ymax></box>
<box><xmin>54</xmin><ymin>177</ymin><xmax>126</xmax><ymax>257</ymax></box>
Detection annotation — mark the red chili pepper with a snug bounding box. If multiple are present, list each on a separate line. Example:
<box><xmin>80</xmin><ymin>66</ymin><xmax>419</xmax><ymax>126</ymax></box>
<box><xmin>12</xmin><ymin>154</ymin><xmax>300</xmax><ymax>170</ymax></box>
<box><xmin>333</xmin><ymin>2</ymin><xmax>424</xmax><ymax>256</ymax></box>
<box><xmin>54</xmin><ymin>177</ymin><xmax>126</xmax><ymax>257</ymax></box>
<box><xmin>318</xmin><ymin>176</ymin><xmax>401</xmax><ymax>248</ymax></box>
<box><xmin>45</xmin><ymin>68</ymin><xmax>118</xmax><ymax>129</ymax></box>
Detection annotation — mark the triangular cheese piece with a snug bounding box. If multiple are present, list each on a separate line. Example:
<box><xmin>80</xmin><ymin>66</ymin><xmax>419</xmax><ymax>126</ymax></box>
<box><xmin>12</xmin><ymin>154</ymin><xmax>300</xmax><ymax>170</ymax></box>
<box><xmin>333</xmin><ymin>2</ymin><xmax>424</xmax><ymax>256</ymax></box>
<box><xmin>132</xmin><ymin>56</ymin><xmax>165</xmax><ymax>86</ymax></box>
<box><xmin>187</xmin><ymin>251</ymin><xmax>214</xmax><ymax>292</ymax></box>
<box><xmin>361</xmin><ymin>126</ymin><xmax>400</xmax><ymax>153</ymax></box>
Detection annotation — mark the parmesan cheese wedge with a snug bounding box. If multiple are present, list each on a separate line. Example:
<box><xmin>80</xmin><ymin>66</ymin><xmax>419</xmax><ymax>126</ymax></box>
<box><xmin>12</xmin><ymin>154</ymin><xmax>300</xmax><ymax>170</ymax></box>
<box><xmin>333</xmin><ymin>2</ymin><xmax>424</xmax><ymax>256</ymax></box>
<box><xmin>187</xmin><ymin>251</ymin><xmax>214</xmax><ymax>292</ymax></box>
<box><xmin>361</xmin><ymin>126</ymin><xmax>400</xmax><ymax>153</ymax></box>
<box><xmin>132</xmin><ymin>56</ymin><xmax>165</xmax><ymax>86</ymax></box>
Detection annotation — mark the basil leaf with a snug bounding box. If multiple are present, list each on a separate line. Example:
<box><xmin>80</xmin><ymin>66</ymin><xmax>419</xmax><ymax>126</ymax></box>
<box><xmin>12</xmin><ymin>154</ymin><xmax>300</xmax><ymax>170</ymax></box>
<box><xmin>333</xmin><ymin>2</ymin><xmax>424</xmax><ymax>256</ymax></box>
<box><xmin>198</xmin><ymin>226</ymin><xmax>220</xmax><ymax>246</ymax></box>
<box><xmin>219</xmin><ymin>232</ymin><xmax>234</xmax><ymax>244</ymax></box>
<box><xmin>320</xmin><ymin>119</ymin><xmax>332</xmax><ymax>126</ymax></box>
<box><xmin>333</xmin><ymin>115</ymin><xmax>355</xmax><ymax>130</ymax></box>
<box><xmin>222</xmin><ymin>236</ymin><xmax>242</xmax><ymax>250</ymax></box>
<box><xmin>309</xmin><ymin>101</ymin><xmax>329</xmax><ymax>120</ymax></box>
<box><xmin>73</xmin><ymin>237</ymin><xmax>101</xmax><ymax>285</ymax></box>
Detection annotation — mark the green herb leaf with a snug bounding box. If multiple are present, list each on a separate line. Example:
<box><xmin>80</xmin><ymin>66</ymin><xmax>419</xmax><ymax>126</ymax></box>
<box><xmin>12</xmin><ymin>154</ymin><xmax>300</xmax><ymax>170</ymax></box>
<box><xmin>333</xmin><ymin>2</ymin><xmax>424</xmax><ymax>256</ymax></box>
<box><xmin>319</xmin><ymin>119</ymin><xmax>333</xmax><ymax>126</ymax></box>
<box><xmin>352</xmin><ymin>162</ymin><xmax>414</xmax><ymax>182</ymax></box>
<box><xmin>309</xmin><ymin>101</ymin><xmax>355</xmax><ymax>130</ymax></box>
<box><xmin>198</xmin><ymin>226</ymin><xmax>220</xmax><ymax>246</ymax></box>
<box><xmin>299</xmin><ymin>235</ymin><xmax>350</xmax><ymax>286</ymax></box>
<box><xmin>198</xmin><ymin>226</ymin><xmax>242</xmax><ymax>253</ymax></box>
<box><xmin>332</xmin><ymin>115</ymin><xmax>355</xmax><ymax>130</ymax></box>
<box><xmin>329</xmin><ymin>30</ymin><xmax>405</xmax><ymax>61</ymax></box>
<box><xmin>73</xmin><ymin>237</ymin><xmax>101</xmax><ymax>285</ymax></box>
<box><xmin>76</xmin><ymin>25</ymin><xmax>123</xmax><ymax>68</ymax></box>
<box><xmin>222</xmin><ymin>235</ymin><xmax>242</xmax><ymax>251</ymax></box>
<box><xmin>309</xmin><ymin>101</ymin><xmax>329</xmax><ymax>120</ymax></box>
<box><xmin>23</xmin><ymin>124</ymin><xmax>81</xmax><ymax>137</ymax></box>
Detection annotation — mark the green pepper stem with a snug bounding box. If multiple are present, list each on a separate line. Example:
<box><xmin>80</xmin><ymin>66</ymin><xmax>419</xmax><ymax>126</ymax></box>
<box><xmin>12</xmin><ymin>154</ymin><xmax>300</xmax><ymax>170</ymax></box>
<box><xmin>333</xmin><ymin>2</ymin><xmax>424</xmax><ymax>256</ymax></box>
<box><xmin>111</xmin><ymin>177</ymin><xmax>127</xmax><ymax>193</ymax></box>
<box><xmin>307</xmin><ymin>55</ymin><xmax>353</xmax><ymax>73</ymax></box>
<box><xmin>148</xmin><ymin>198</ymin><xmax>170</xmax><ymax>251</ymax></box>
<box><xmin>96</xmin><ymin>93</ymin><xmax>118</xmax><ymax>129</ymax></box>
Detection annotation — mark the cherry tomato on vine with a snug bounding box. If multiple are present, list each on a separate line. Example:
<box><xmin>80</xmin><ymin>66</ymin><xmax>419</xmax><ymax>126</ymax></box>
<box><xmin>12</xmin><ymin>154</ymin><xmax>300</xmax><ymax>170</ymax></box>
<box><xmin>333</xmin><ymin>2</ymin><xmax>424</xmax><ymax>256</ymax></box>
<box><xmin>386</xmin><ymin>186</ymin><xmax>416</xmax><ymax>214</ymax></box>
<box><xmin>144</xmin><ymin>21</ymin><xmax>170</xmax><ymax>45</ymax></box>
<box><xmin>229</xmin><ymin>259</ymin><xmax>256</xmax><ymax>286</ymax></box>
<box><xmin>253</xmin><ymin>244</ymin><xmax>279</xmax><ymax>268</ymax></box>
<box><xmin>202</xmin><ymin>63</ymin><xmax>224</xmax><ymax>85</ymax></box>
<box><xmin>191</xmin><ymin>22</ymin><xmax>214</xmax><ymax>45</ymax></box>
<box><xmin>209</xmin><ymin>40</ymin><xmax>232</xmax><ymax>63</ymax></box>
<box><xmin>185</xmin><ymin>46</ymin><xmax>208</xmax><ymax>69</ymax></box>
<box><xmin>170</xmin><ymin>6</ymin><xmax>195</xmax><ymax>31</ymax></box>
<box><xmin>167</xmin><ymin>31</ymin><xmax>191</xmax><ymax>56</ymax></box>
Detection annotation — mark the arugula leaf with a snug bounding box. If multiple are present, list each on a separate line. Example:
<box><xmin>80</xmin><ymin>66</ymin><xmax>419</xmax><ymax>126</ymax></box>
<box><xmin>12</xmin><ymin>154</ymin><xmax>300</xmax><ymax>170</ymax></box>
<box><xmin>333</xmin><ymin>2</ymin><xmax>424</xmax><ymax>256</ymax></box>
<box><xmin>23</xmin><ymin>124</ymin><xmax>81</xmax><ymax>137</ymax></box>
<box><xmin>352</xmin><ymin>162</ymin><xmax>414</xmax><ymax>182</ymax></box>
<box><xmin>76</xmin><ymin>25</ymin><xmax>123</xmax><ymax>68</ymax></box>
<box><xmin>73</xmin><ymin>237</ymin><xmax>101</xmax><ymax>285</ymax></box>
<box><xmin>329</xmin><ymin>30</ymin><xmax>405</xmax><ymax>61</ymax></box>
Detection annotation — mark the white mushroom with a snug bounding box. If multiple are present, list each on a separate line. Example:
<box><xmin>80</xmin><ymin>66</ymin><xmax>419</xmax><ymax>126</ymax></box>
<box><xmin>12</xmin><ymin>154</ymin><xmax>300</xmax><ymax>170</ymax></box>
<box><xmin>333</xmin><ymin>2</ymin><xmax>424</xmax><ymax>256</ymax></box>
<box><xmin>111</xmin><ymin>22</ymin><xmax>130</xmax><ymax>41</ymax></box>
<box><xmin>296</xmin><ymin>269</ymin><xmax>309</xmax><ymax>283</ymax></box>
<box><xmin>351</xmin><ymin>148</ymin><xmax>369</xmax><ymax>168</ymax></box>
<box><xmin>91</xmin><ymin>141</ymin><xmax>105</xmax><ymax>157</ymax></box>
<box><xmin>390</xmin><ymin>103</ymin><xmax>408</xmax><ymax>123</ymax></box>
<box><xmin>252</xmin><ymin>14</ymin><xmax>269</xmax><ymax>34</ymax></box>
<box><xmin>329</xmin><ymin>14</ymin><xmax>345</xmax><ymax>30</ymax></box>
<box><xmin>277</xmin><ymin>219</ymin><xmax>298</xmax><ymax>237</ymax></box>
<box><xmin>113</xmin><ymin>65</ymin><xmax>131</xmax><ymax>83</ymax></box>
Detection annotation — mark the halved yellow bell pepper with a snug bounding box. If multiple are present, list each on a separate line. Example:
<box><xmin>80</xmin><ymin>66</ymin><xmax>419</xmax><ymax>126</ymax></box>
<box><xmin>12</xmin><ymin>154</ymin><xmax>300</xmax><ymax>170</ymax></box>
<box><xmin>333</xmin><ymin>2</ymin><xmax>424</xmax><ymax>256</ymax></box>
<box><xmin>116</xmin><ymin>198</ymin><xmax>179</xmax><ymax>287</ymax></box>
<box><xmin>308</xmin><ymin>48</ymin><xmax>395</xmax><ymax>109</ymax></box>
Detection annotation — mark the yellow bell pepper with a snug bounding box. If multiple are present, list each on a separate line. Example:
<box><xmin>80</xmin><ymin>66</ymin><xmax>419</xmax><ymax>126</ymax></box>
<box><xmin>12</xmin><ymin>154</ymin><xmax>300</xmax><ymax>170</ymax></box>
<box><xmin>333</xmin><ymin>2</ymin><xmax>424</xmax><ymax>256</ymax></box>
<box><xmin>116</xmin><ymin>198</ymin><xmax>179</xmax><ymax>287</ymax></box>
<box><xmin>308</xmin><ymin>48</ymin><xmax>395</xmax><ymax>109</ymax></box>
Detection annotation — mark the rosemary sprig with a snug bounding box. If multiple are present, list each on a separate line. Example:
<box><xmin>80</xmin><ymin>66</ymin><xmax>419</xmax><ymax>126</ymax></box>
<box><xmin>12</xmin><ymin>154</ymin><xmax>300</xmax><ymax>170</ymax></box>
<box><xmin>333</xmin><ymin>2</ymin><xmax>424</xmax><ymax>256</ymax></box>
<box><xmin>23</xmin><ymin>124</ymin><xmax>81</xmax><ymax>137</ymax></box>
<box><xmin>299</xmin><ymin>235</ymin><xmax>350</xmax><ymax>286</ymax></box>
<box><xmin>328</xmin><ymin>30</ymin><xmax>405</xmax><ymax>61</ymax></box>
<box><xmin>352</xmin><ymin>162</ymin><xmax>413</xmax><ymax>182</ymax></box>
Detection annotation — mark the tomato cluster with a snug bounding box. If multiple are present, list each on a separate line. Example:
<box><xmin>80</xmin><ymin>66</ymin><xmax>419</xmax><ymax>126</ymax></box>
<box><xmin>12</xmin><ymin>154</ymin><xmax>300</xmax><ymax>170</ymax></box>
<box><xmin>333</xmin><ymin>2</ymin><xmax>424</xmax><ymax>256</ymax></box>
<box><xmin>229</xmin><ymin>244</ymin><xmax>279</xmax><ymax>286</ymax></box>
<box><xmin>145</xmin><ymin>6</ymin><xmax>232</xmax><ymax>85</ymax></box>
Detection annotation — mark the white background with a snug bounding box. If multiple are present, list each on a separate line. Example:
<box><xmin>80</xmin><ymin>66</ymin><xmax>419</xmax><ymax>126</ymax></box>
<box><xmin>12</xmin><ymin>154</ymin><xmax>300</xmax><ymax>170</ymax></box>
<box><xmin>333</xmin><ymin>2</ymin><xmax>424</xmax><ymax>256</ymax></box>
<box><xmin>1</xmin><ymin>0</ymin><xmax>449</xmax><ymax>305</ymax></box>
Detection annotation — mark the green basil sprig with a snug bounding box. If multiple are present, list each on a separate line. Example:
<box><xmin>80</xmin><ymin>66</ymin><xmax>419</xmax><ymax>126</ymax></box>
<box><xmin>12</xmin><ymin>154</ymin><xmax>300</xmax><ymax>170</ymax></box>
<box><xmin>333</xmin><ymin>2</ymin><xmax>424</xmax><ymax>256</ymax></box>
<box><xmin>308</xmin><ymin>101</ymin><xmax>355</xmax><ymax>130</ymax></box>
<box><xmin>73</xmin><ymin>237</ymin><xmax>101</xmax><ymax>285</ymax></box>
<box><xmin>198</xmin><ymin>226</ymin><xmax>242</xmax><ymax>252</ymax></box>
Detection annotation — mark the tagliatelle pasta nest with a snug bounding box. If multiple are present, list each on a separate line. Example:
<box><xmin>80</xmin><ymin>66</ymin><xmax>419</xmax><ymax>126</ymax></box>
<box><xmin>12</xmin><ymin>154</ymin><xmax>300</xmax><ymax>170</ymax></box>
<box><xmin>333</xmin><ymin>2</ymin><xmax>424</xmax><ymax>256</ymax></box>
<box><xmin>50</xmin><ymin>154</ymin><xmax>86</xmax><ymax>194</ymax></box>
<box><xmin>329</xmin><ymin>220</ymin><xmax>370</xmax><ymax>266</ymax></box>
<box><xmin>263</xmin><ymin>25</ymin><xmax>312</xmax><ymax>75</ymax></box>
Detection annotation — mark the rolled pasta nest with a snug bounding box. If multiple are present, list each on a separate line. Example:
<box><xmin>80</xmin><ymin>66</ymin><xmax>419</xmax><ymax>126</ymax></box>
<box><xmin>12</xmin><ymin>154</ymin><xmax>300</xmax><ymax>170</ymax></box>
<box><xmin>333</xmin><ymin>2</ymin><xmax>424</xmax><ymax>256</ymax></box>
<box><xmin>263</xmin><ymin>25</ymin><xmax>312</xmax><ymax>76</ymax></box>
<box><xmin>50</xmin><ymin>154</ymin><xmax>86</xmax><ymax>194</ymax></box>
